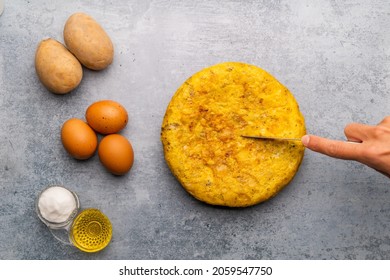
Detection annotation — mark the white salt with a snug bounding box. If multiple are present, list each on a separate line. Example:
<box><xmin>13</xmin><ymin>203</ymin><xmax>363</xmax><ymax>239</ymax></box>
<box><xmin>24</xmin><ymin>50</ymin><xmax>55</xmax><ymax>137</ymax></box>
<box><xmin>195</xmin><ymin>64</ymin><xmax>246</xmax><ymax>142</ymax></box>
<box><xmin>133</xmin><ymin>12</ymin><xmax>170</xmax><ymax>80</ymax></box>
<box><xmin>38</xmin><ymin>186</ymin><xmax>77</xmax><ymax>223</ymax></box>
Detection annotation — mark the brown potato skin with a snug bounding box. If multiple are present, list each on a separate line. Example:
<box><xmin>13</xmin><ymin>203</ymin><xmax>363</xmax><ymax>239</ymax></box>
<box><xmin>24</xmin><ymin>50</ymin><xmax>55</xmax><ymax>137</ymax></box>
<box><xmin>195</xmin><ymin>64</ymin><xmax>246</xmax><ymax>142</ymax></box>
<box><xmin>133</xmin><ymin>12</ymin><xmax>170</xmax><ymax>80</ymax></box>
<box><xmin>63</xmin><ymin>13</ymin><xmax>114</xmax><ymax>70</ymax></box>
<box><xmin>35</xmin><ymin>38</ymin><xmax>83</xmax><ymax>94</ymax></box>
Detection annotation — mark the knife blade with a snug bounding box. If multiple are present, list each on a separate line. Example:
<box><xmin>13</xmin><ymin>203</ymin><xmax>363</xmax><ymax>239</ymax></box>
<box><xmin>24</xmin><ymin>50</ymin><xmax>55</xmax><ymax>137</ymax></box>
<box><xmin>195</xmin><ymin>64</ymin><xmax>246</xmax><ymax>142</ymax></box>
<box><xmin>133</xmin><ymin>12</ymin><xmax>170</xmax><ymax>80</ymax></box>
<box><xmin>241</xmin><ymin>135</ymin><xmax>362</xmax><ymax>143</ymax></box>
<box><xmin>241</xmin><ymin>135</ymin><xmax>302</xmax><ymax>141</ymax></box>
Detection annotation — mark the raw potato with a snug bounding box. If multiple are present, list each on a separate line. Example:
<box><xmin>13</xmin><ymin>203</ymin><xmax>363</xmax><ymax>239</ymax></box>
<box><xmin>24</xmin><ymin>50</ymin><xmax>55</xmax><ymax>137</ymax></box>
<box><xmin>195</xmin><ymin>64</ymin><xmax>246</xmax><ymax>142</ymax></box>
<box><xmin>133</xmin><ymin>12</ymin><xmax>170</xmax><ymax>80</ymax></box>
<box><xmin>35</xmin><ymin>38</ymin><xmax>83</xmax><ymax>94</ymax></box>
<box><xmin>64</xmin><ymin>13</ymin><xmax>114</xmax><ymax>70</ymax></box>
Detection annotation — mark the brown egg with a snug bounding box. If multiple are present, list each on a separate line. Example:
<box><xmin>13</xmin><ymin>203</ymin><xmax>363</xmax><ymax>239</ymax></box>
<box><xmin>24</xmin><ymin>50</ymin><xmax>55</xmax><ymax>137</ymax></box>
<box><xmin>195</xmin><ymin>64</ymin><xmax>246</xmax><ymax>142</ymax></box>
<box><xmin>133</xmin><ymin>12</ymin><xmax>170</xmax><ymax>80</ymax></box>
<box><xmin>86</xmin><ymin>100</ymin><xmax>128</xmax><ymax>134</ymax></box>
<box><xmin>61</xmin><ymin>118</ymin><xmax>98</xmax><ymax>160</ymax></box>
<box><xmin>98</xmin><ymin>134</ymin><xmax>134</xmax><ymax>175</ymax></box>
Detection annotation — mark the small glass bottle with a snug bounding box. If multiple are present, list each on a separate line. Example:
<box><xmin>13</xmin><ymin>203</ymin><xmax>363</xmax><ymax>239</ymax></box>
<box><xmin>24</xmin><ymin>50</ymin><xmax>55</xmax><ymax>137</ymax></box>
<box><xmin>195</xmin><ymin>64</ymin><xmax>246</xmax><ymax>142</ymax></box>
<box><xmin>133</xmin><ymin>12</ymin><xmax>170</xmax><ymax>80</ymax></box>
<box><xmin>0</xmin><ymin>0</ymin><xmax>4</xmax><ymax>16</ymax></box>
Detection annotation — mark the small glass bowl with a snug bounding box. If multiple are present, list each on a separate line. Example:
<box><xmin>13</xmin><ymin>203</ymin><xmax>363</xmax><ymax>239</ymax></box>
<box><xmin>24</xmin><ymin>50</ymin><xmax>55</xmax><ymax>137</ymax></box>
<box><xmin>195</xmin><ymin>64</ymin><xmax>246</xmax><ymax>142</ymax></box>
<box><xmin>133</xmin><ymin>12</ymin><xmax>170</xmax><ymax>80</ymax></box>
<box><xmin>36</xmin><ymin>185</ymin><xmax>80</xmax><ymax>230</ymax></box>
<box><xmin>69</xmin><ymin>208</ymin><xmax>113</xmax><ymax>253</ymax></box>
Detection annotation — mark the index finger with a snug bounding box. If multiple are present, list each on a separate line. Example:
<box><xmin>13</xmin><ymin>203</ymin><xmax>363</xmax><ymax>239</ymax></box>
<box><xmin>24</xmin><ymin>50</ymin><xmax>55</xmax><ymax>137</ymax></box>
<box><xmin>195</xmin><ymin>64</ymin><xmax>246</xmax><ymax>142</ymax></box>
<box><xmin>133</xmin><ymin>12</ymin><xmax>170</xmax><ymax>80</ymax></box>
<box><xmin>301</xmin><ymin>134</ymin><xmax>363</xmax><ymax>160</ymax></box>
<box><xmin>378</xmin><ymin>116</ymin><xmax>390</xmax><ymax>126</ymax></box>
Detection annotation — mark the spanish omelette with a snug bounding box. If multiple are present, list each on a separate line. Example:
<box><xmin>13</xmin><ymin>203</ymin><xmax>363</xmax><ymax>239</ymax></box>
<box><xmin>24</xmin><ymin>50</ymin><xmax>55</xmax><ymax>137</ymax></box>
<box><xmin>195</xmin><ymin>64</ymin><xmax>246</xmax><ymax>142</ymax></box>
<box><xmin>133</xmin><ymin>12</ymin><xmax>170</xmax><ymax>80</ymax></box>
<box><xmin>161</xmin><ymin>62</ymin><xmax>305</xmax><ymax>207</ymax></box>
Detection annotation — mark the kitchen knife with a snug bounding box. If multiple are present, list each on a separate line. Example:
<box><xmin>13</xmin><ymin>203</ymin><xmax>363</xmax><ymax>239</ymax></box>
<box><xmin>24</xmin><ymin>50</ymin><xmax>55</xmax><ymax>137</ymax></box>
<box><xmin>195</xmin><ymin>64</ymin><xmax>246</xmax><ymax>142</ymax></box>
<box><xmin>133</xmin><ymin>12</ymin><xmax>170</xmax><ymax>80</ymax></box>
<box><xmin>241</xmin><ymin>135</ymin><xmax>361</xmax><ymax>143</ymax></box>
<box><xmin>241</xmin><ymin>135</ymin><xmax>302</xmax><ymax>141</ymax></box>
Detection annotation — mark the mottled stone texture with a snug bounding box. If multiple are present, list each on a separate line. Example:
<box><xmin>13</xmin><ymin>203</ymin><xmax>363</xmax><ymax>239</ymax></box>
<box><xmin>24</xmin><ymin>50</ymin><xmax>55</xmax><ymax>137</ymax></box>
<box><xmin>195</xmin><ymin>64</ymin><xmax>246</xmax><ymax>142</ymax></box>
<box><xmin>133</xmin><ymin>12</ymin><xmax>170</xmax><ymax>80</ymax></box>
<box><xmin>0</xmin><ymin>0</ymin><xmax>389</xmax><ymax>259</ymax></box>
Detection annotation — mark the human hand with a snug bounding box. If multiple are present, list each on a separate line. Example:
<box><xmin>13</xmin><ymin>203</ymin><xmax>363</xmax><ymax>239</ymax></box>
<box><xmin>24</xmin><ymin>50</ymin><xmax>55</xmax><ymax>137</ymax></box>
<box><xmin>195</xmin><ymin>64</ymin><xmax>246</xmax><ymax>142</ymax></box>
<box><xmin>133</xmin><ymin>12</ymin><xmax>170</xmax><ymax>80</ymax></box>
<box><xmin>301</xmin><ymin>116</ymin><xmax>390</xmax><ymax>178</ymax></box>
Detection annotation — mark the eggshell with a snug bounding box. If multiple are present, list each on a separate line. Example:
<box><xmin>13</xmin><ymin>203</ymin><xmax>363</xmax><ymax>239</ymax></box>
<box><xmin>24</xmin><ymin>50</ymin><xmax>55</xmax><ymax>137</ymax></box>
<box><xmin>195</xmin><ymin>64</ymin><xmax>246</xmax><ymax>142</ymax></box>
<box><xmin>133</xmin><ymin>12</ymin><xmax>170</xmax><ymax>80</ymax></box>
<box><xmin>61</xmin><ymin>118</ymin><xmax>98</xmax><ymax>160</ymax></box>
<box><xmin>86</xmin><ymin>100</ymin><xmax>128</xmax><ymax>134</ymax></box>
<box><xmin>98</xmin><ymin>134</ymin><xmax>134</xmax><ymax>175</ymax></box>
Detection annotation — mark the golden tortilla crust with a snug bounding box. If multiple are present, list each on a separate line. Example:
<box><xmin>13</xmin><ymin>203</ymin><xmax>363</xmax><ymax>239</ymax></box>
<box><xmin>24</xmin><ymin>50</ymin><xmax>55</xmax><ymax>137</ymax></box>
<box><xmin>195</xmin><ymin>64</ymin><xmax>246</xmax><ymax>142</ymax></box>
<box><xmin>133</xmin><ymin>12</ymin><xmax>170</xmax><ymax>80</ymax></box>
<box><xmin>161</xmin><ymin>62</ymin><xmax>306</xmax><ymax>207</ymax></box>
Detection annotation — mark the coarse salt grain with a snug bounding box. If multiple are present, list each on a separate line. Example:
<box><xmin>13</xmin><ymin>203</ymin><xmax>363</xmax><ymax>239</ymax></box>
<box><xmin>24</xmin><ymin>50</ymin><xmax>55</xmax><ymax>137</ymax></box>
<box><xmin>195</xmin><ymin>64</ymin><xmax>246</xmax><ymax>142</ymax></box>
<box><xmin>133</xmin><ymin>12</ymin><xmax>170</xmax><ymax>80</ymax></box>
<box><xmin>38</xmin><ymin>186</ymin><xmax>77</xmax><ymax>224</ymax></box>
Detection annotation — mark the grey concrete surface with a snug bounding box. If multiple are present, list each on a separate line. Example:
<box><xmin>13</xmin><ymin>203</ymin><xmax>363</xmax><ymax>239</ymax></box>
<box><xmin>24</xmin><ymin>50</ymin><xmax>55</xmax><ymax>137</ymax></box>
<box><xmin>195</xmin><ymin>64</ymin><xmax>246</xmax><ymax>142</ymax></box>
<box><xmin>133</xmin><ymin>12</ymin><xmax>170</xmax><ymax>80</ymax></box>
<box><xmin>0</xmin><ymin>0</ymin><xmax>389</xmax><ymax>260</ymax></box>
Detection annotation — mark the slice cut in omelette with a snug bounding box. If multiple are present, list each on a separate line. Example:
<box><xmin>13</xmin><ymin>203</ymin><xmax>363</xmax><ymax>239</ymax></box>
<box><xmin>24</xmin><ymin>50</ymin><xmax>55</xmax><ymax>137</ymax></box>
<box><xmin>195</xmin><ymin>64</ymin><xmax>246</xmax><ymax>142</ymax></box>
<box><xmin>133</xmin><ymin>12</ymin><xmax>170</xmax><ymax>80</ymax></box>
<box><xmin>161</xmin><ymin>62</ymin><xmax>306</xmax><ymax>207</ymax></box>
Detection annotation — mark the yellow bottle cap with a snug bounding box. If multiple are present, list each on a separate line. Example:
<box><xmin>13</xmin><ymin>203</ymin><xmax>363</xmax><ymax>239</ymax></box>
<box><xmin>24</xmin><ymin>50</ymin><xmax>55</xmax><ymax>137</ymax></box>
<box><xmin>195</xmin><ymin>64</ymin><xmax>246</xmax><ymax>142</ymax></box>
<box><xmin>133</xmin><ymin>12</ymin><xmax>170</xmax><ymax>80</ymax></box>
<box><xmin>69</xmin><ymin>208</ymin><xmax>112</xmax><ymax>253</ymax></box>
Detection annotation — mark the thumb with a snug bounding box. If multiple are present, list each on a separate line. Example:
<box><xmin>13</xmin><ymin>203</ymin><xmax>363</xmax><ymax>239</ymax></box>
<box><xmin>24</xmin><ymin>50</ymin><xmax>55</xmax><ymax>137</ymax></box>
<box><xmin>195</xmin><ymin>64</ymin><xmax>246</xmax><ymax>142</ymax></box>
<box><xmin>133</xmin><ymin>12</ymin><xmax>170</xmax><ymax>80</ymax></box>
<box><xmin>301</xmin><ymin>134</ymin><xmax>362</xmax><ymax>160</ymax></box>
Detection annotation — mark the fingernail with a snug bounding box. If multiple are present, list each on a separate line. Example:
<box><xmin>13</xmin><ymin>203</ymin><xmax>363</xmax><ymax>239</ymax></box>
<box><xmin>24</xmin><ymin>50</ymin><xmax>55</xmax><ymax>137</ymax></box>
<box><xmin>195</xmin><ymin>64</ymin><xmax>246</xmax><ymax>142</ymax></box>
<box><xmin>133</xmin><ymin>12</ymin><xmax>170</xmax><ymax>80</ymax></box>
<box><xmin>301</xmin><ymin>135</ymin><xmax>310</xmax><ymax>146</ymax></box>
